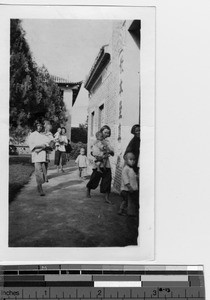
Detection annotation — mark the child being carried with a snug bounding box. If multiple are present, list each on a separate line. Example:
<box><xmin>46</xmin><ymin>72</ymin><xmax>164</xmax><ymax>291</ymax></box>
<box><xmin>92</xmin><ymin>131</ymin><xmax>109</xmax><ymax>173</ymax></box>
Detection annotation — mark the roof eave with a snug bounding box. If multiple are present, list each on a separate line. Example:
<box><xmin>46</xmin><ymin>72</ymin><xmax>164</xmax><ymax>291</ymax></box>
<box><xmin>72</xmin><ymin>82</ymin><xmax>83</xmax><ymax>106</ymax></box>
<box><xmin>84</xmin><ymin>51</ymin><xmax>111</xmax><ymax>92</ymax></box>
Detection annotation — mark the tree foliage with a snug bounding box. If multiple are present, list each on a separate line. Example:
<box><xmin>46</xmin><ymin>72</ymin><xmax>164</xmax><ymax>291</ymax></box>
<box><xmin>10</xmin><ymin>19</ymin><xmax>67</xmax><ymax>142</ymax></box>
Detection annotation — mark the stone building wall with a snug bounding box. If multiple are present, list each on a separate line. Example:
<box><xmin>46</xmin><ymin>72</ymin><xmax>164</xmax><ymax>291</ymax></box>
<box><xmin>87</xmin><ymin>20</ymin><xmax>140</xmax><ymax>193</ymax></box>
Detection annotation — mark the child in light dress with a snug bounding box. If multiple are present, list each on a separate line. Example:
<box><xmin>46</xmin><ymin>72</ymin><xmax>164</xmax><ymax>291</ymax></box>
<box><xmin>118</xmin><ymin>152</ymin><xmax>139</xmax><ymax>216</ymax></box>
<box><xmin>92</xmin><ymin>131</ymin><xmax>108</xmax><ymax>173</ymax></box>
<box><xmin>75</xmin><ymin>148</ymin><xmax>88</xmax><ymax>178</ymax></box>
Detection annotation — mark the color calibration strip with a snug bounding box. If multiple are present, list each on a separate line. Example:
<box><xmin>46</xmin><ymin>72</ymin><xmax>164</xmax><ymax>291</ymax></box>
<box><xmin>0</xmin><ymin>265</ymin><xmax>205</xmax><ymax>299</ymax></box>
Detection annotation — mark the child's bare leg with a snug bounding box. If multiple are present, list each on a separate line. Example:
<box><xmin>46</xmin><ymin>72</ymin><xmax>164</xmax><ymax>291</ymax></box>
<box><xmin>127</xmin><ymin>193</ymin><xmax>137</xmax><ymax>216</ymax></box>
<box><xmin>96</xmin><ymin>162</ymin><xmax>103</xmax><ymax>173</ymax></box>
<box><xmin>118</xmin><ymin>191</ymin><xmax>128</xmax><ymax>215</ymax></box>
<box><xmin>105</xmin><ymin>192</ymin><xmax>113</xmax><ymax>204</ymax></box>
<box><xmin>86</xmin><ymin>187</ymin><xmax>91</xmax><ymax>198</ymax></box>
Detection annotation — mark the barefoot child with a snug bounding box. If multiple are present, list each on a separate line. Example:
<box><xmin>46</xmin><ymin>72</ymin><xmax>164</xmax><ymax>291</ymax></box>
<box><xmin>75</xmin><ymin>148</ymin><xmax>88</xmax><ymax>178</ymax></box>
<box><xmin>118</xmin><ymin>152</ymin><xmax>139</xmax><ymax>216</ymax></box>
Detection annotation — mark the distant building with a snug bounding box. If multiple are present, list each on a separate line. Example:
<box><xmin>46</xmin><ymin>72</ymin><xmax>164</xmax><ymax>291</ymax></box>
<box><xmin>84</xmin><ymin>20</ymin><xmax>140</xmax><ymax>192</ymax></box>
<box><xmin>52</xmin><ymin>75</ymin><xmax>82</xmax><ymax>140</ymax></box>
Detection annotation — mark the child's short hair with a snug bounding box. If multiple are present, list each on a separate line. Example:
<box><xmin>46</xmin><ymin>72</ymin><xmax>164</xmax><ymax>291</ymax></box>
<box><xmin>80</xmin><ymin>147</ymin><xmax>85</xmax><ymax>153</ymax></box>
<box><xmin>61</xmin><ymin>126</ymin><xmax>66</xmax><ymax>133</ymax></box>
<box><xmin>95</xmin><ymin>131</ymin><xmax>103</xmax><ymax>139</ymax></box>
<box><xmin>124</xmin><ymin>152</ymin><xmax>136</xmax><ymax>161</ymax></box>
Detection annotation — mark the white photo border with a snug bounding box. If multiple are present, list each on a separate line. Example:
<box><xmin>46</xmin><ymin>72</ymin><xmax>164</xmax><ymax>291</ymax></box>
<box><xmin>0</xmin><ymin>4</ymin><xmax>155</xmax><ymax>261</ymax></box>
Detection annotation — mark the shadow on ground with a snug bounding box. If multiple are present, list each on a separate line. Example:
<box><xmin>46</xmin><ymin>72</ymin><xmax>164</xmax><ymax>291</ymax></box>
<box><xmin>9</xmin><ymin>160</ymin><xmax>139</xmax><ymax>247</ymax></box>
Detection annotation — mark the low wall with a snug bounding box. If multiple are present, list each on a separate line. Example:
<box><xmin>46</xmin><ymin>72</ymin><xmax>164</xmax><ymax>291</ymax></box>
<box><xmin>15</xmin><ymin>145</ymin><xmax>30</xmax><ymax>155</ymax></box>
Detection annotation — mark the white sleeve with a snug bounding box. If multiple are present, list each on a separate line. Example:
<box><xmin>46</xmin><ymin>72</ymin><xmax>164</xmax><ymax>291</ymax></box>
<box><xmin>122</xmin><ymin>167</ymin><xmax>130</xmax><ymax>186</ymax></box>
<box><xmin>75</xmin><ymin>156</ymin><xmax>79</xmax><ymax>164</ymax></box>
<box><xmin>28</xmin><ymin>133</ymin><xmax>37</xmax><ymax>151</ymax></box>
<box><xmin>92</xmin><ymin>144</ymin><xmax>99</xmax><ymax>156</ymax></box>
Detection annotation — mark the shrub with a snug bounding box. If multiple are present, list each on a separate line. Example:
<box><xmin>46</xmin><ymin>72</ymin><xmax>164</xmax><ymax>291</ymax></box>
<box><xmin>9</xmin><ymin>145</ymin><xmax>18</xmax><ymax>155</ymax></box>
<box><xmin>71</xmin><ymin>127</ymin><xmax>87</xmax><ymax>143</ymax></box>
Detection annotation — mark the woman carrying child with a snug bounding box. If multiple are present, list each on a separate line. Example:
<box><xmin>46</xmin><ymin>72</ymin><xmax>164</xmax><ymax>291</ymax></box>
<box><xmin>86</xmin><ymin>125</ymin><xmax>114</xmax><ymax>204</ymax></box>
<box><xmin>54</xmin><ymin>126</ymin><xmax>68</xmax><ymax>173</ymax></box>
<box><xmin>91</xmin><ymin>131</ymin><xmax>108</xmax><ymax>173</ymax></box>
<box><xmin>28</xmin><ymin>121</ymin><xmax>48</xmax><ymax>196</ymax></box>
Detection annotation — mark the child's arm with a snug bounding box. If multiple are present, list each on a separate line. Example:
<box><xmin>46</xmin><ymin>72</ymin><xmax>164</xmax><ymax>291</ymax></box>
<box><xmin>125</xmin><ymin>183</ymin><xmax>134</xmax><ymax>192</ymax></box>
<box><xmin>35</xmin><ymin>148</ymin><xmax>42</xmax><ymax>154</ymax></box>
<box><xmin>122</xmin><ymin>168</ymin><xmax>134</xmax><ymax>192</ymax></box>
<box><xmin>34</xmin><ymin>143</ymin><xmax>48</xmax><ymax>153</ymax></box>
<box><xmin>103</xmin><ymin>141</ymin><xmax>114</xmax><ymax>156</ymax></box>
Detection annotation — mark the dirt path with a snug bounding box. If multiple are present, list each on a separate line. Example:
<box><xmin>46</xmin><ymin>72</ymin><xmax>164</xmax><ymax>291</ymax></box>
<box><xmin>9</xmin><ymin>161</ymin><xmax>139</xmax><ymax>247</ymax></box>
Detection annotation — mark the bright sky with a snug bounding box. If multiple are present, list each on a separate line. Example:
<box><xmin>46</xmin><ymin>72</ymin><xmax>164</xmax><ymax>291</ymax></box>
<box><xmin>22</xmin><ymin>19</ymin><xmax>113</xmax><ymax>126</ymax></box>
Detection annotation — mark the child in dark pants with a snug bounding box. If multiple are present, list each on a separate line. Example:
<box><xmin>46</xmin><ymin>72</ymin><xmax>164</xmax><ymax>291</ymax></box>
<box><xmin>118</xmin><ymin>152</ymin><xmax>139</xmax><ymax>216</ymax></box>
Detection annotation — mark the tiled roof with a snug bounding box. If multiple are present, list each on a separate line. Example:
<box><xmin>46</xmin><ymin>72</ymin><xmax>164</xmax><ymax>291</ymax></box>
<box><xmin>51</xmin><ymin>75</ymin><xmax>82</xmax><ymax>106</ymax></box>
<box><xmin>51</xmin><ymin>75</ymin><xmax>82</xmax><ymax>86</ymax></box>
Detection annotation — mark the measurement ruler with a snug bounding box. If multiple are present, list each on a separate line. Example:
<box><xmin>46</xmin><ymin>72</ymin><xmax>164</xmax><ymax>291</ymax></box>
<box><xmin>0</xmin><ymin>265</ymin><xmax>205</xmax><ymax>300</ymax></box>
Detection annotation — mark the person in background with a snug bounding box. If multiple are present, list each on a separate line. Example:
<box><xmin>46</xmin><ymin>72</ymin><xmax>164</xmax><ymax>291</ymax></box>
<box><xmin>75</xmin><ymin>147</ymin><xmax>88</xmax><ymax>178</ymax></box>
<box><xmin>28</xmin><ymin>121</ymin><xmax>48</xmax><ymax>196</ymax></box>
<box><xmin>65</xmin><ymin>139</ymin><xmax>72</xmax><ymax>161</ymax></box>
<box><xmin>124</xmin><ymin>124</ymin><xmax>140</xmax><ymax>174</ymax></box>
<box><xmin>86</xmin><ymin>125</ymin><xmax>114</xmax><ymax>204</ymax></box>
<box><xmin>118</xmin><ymin>152</ymin><xmax>139</xmax><ymax>216</ymax></box>
<box><xmin>54</xmin><ymin>126</ymin><xmax>68</xmax><ymax>173</ymax></box>
<box><xmin>54</xmin><ymin>127</ymin><xmax>61</xmax><ymax>151</ymax></box>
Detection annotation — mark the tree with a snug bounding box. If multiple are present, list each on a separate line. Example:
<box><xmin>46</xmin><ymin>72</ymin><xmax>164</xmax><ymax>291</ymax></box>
<box><xmin>10</xmin><ymin>19</ymin><xmax>67</xmax><ymax>142</ymax></box>
<box><xmin>35</xmin><ymin>66</ymin><xmax>67</xmax><ymax>128</ymax></box>
<box><xmin>10</xmin><ymin>19</ymin><xmax>38</xmax><ymax>133</ymax></box>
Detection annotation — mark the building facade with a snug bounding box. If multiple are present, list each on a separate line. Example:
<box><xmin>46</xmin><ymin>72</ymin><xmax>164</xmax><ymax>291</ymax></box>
<box><xmin>84</xmin><ymin>20</ymin><xmax>140</xmax><ymax>192</ymax></box>
<box><xmin>52</xmin><ymin>76</ymin><xmax>82</xmax><ymax>140</ymax></box>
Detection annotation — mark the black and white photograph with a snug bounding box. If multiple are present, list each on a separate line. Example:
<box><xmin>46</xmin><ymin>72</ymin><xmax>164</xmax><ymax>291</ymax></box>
<box><xmin>0</xmin><ymin>5</ymin><xmax>155</xmax><ymax>261</ymax></box>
